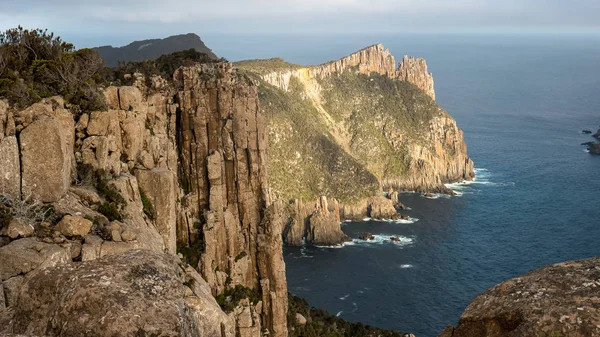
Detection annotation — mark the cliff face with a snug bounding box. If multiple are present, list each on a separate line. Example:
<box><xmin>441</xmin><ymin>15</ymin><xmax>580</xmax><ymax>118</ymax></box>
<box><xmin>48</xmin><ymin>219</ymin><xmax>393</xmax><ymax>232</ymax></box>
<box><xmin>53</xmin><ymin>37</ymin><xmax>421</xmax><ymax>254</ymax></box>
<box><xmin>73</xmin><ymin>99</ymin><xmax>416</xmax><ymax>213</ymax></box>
<box><xmin>236</xmin><ymin>44</ymin><xmax>473</xmax><ymax>245</ymax></box>
<box><xmin>440</xmin><ymin>257</ymin><xmax>600</xmax><ymax>337</ymax></box>
<box><xmin>0</xmin><ymin>62</ymin><xmax>287</xmax><ymax>337</ymax></box>
<box><xmin>397</xmin><ymin>55</ymin><xmax>435</xmax><ymax>100</ymax></box>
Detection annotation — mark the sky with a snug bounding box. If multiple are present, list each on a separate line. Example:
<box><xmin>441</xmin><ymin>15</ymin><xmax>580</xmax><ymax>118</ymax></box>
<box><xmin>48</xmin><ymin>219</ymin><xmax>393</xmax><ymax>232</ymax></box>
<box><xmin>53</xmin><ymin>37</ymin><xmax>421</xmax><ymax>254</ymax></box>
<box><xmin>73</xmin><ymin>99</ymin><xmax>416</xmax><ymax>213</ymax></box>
<box><xmin>0</xmin><ymin>0</ymin><xmax>599</xmax><ymax>49</ymax></box>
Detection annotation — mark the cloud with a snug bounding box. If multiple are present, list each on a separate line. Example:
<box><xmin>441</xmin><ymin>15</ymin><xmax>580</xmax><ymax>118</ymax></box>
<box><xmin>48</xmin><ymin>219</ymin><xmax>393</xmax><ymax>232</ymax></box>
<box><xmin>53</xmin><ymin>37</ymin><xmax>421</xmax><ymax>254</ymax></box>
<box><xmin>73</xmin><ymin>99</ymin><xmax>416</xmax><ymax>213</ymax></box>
<box><xmin>0</xmin><ymin>0</ymin><xmax>598</xmax><ymax>47</ymax></box>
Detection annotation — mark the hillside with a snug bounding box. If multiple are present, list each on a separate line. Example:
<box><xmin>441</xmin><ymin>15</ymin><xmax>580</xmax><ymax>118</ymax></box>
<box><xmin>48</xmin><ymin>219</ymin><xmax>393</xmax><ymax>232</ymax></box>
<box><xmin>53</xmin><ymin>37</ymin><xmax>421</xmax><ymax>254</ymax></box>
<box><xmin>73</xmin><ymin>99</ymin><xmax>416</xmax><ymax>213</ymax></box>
<box><xmin>94</xmin><ymin>33</ymin><xmax>217</xmax><ymax>66</ymax></box>
<box><xmin>236</xmin><ymin>44</ymin><xmax>474</xmax><ymax>205</ymax></box>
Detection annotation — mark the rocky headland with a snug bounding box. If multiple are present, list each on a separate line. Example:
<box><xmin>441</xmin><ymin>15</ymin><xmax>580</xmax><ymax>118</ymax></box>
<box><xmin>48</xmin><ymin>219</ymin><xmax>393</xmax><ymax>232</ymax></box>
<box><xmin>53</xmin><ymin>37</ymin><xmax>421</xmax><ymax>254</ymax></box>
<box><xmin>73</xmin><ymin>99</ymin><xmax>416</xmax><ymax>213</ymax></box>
<box><xmin>439</xmin><ymin>257</ymin><xmax>600</xmax><ymax>337</ymax></box>
<box><xmin>236</xmin><ymin>44</ymin><xmax>473</xmax><ymax>246</ymax></box>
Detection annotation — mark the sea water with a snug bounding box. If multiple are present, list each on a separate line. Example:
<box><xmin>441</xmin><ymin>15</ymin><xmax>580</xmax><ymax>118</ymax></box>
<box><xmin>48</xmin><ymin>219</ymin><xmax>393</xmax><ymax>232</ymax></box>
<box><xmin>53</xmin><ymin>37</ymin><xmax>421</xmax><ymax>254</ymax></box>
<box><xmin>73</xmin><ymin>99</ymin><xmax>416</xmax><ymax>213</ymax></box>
<box><xmin>210</xmin><ymin>33</ymin><xmax>600</xmax><ymax>337</ymax></box>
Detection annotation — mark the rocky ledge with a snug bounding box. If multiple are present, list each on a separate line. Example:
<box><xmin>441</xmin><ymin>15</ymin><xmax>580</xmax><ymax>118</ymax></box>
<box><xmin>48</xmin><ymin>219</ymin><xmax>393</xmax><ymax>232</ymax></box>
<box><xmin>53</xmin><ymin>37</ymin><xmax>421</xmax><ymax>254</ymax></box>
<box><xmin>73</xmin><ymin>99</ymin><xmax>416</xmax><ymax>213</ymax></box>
<box><xmin>439</xmin><ymin>257</ymin><xmax>600</xmax><ymax>337</ymax></box>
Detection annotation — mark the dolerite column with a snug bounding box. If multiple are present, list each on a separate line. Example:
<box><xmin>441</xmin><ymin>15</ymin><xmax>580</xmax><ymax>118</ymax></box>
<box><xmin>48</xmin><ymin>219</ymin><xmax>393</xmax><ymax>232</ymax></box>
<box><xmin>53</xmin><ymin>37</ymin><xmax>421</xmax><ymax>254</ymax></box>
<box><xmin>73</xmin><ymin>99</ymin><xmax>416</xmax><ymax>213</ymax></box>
<box><xmin>174</xmin><ymin>62</ymin><xmax>287</xmax><ymax>337</ymax></box>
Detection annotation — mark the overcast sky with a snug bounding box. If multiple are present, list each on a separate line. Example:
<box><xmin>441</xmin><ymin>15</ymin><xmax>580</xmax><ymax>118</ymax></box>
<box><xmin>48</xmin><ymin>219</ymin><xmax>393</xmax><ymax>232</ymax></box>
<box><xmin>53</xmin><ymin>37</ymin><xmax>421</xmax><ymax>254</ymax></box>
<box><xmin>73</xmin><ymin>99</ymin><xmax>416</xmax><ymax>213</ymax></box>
<box><xmin>1</xmin><ymin>0</ymin><xmax>599</xmax><ymax>48</ymax></box>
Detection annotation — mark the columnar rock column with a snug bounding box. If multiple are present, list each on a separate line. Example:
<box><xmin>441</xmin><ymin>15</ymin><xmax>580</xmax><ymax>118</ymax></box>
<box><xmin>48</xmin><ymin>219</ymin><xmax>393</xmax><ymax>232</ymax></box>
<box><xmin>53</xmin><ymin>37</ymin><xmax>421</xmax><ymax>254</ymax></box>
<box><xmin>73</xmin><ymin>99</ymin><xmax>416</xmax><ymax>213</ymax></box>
<box><xmin>174</xmin><ymin>63</ymin><xmax>287</xmax><ymax>337</ymax></box>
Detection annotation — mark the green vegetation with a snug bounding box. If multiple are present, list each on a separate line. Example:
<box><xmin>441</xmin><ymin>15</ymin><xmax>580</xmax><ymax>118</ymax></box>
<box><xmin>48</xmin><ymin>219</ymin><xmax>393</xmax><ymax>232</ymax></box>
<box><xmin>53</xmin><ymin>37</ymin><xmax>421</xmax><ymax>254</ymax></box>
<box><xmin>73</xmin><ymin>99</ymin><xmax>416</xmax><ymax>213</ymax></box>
<box><xmin>234</xmin><ymin>58</ymin><xmax>303</xmax><ymax>75</ymax></box>
<box><xmin>235</xmin><ymin>251</ymin><xmax>248</xmax><ymax>262</ymax></box>
<box><xmin>138</xmin><ymin>187</ymin><xmax>155</xmax><ymax>220</ymax></box>
<box><xmin>248</xmin><ymin>61</ymin><xmax>445</xmax><ymax>203</ymax></box>
<box><xmin>0</xmin><ymin>27</ymin><xmax>222</xmax><ymax>113</ymax></box>
<box><xmin>215</xmin><ymin>285</ymin><xmax>261</xmax><ymax>313</ymax></box>
<box><xmin>110</xmin><ymin>48</ymin><xmax>223</xmax><ymax>88</ymax></box>
<box><xmin>75</xmin><ymin>164</ymin><xmax>126</xmax><ymax>222</ymax></box>
<box><xmin>177</xmin><ymin>239</ymin><xmax>205</xmax><ymax>268</ymax></box>
<box><xmin>319</xmin><ymin>70</ymin><xmax>440</xmax><ymax>181</ymax></box>
<box><xmin>98</xmin><ymin>202</ymin><xmax>122</xmax><ymax>222</ymax></box>
<box><xmin>258</xmin><ymin>76</ymin><xmax>380</xmax><ymax>203</ymax></box>
<box><xmin>0</xmin><ymin>26</ymin><xmax>107</xmax><ymax>111</ymax></box>
<box><xmin>288</xmin><ymin>294</ymin><xmax>406</xmax><ymax>337</ymax></box>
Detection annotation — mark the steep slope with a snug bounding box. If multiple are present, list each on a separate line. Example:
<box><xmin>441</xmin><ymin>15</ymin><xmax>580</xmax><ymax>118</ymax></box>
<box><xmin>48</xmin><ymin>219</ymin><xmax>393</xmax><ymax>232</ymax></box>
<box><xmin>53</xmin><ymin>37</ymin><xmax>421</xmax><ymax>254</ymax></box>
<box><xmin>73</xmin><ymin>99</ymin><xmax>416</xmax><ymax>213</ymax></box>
<box><xmin>95</xmin><ymin>33</ymin><xmax>217</xmax><ymax>66</ymax></box>
<box><xmin>236</xmin><ymin>44</ymin><xmax>473</xmax><ymax>205</ymax></box>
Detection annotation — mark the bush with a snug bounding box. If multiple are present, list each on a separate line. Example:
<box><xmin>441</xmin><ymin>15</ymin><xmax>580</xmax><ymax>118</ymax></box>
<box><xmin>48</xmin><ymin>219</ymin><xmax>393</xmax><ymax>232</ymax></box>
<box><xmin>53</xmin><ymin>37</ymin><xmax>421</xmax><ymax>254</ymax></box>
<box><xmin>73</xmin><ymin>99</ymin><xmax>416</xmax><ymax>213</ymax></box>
<box><xmin>138</xmin><ymin>187</ymin><xmax>154</xmax><ymax>220</ymax></box>
<box><xmin>0</xmin><ymin>26</ymin><xmax>107</xmax><ymax>111</ymax></box>
<box><xmin>110</xmin><ymin>49</ymin><xmax>224</xmax><ymax>89</ymax></box>
<box><xmin>98</xmin><ymin>202</ymin><xmax>122</xmax><ymax>222</ymax></box>
<box><xmin>0</xmin><ymin>193</ymin><xmax>56</xmax><ymax>227</ymax></box>
<box><xmin>215</xmin><ymin>285</ymin><xmax>261</xmax><ymax>313</ymax></box>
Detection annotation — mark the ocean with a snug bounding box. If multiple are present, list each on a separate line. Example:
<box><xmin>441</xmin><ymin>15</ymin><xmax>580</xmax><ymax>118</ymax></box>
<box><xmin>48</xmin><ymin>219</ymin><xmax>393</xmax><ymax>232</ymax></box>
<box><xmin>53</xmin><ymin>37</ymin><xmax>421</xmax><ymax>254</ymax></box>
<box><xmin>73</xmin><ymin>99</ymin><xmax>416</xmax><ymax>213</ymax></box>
<box><xmin>208</xmin><ymin>33</ymin><xmax>600</xmax><ymax>337</ymax></box>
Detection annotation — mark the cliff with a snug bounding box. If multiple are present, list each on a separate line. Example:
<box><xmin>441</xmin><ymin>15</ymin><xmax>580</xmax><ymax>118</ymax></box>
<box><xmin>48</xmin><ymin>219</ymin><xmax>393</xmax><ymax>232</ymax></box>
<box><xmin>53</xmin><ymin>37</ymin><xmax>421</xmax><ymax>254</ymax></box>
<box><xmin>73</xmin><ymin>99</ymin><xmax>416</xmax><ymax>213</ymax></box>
<box><xmin>0</xmin><ymin>62</ymin><xmax>287</xmax><ymax>337</ymax></box>
<box><xmin>439</xmin><ymin>257</ymin><xmax>600</xmax><ymax>337</ymax></box>
<box><xmin>236</xmin><ymin>44</ymin><xmax>473</xmax><ymax>245</ymax></box>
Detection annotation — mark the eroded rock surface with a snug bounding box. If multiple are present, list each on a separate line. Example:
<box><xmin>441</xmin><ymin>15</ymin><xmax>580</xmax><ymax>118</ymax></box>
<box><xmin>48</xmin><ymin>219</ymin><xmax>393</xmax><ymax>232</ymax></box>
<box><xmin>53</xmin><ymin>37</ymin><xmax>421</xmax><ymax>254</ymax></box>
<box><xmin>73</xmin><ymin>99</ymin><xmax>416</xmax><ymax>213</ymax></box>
<box><xmin>1</xmin><ymin>250</ymin><xmax>234</xmax><ymax>337</ymax></box>
<box><xmin>440</xmin><ymin>257</ymin><xmax>600</xmax><ymax>337</ymax></box>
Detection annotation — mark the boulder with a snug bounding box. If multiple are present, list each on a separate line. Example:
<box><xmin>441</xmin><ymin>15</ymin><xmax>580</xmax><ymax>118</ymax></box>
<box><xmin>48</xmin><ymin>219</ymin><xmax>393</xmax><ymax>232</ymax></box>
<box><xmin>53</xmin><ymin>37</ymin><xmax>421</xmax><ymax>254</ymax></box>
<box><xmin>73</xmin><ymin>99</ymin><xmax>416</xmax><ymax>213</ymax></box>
<box><xmin>0</xmin><ymin>137</ymin><xmax>20</xmax><ymax>199</ymax></box>
<box><xmin>81</xmin><ymin>234</ymin><xmax>103</xmax><ymax>261</ymax></box>
<box><xmin>593</xmin><ymin>129</ymin><xmax>600</xmax><ymax>139</ymax></box>
<box><xmin>5</xmin><ymin>219</ymin><xmax>34</xmax><ymax>239</ymax></box>
<box><xmin>6</xmin><ymin>250</ymin><xmax>234</xmax><ymax>337</ymax></box>
<box><xmin>390</xmin><ymin>237</ymin><xmax>401</xmax><ymax>242</ymax></box>
<box><xmin>0</xmin><ymin>238</ymin><xmax>70</xmax><ymax>281</ymax></box>
<box><xmin>117</xmin><ymin>86</ymin><xmax>142</xmax><ymax>111</ymax></box>
<box><xmin>2</xmin><ymin>276</ymin><xmax>23</xmax><ymax>307</ymax></box>
<box><xmin>586</xmin><ymin>142</ymin><xmax>600</xmax><ymax>154</ymax></box>
<box><xmin>441</xmin><ymin>257</ymin><xmax>600</xmax><ymax>337</ymax></box>
<box><xmin>359</xmin><ymin>233</ymin><xmax>375</xmax><ymax>240</ymax></box>
<box><xmin>54</xmin><ymin>215</ymin><xmax>92</xmax><ymax>237</ymax></box>
<box><xmin>295</xmin><ymin>313</ymin><xmax>307</xmax><ymax>325</ymax></box>
<box><xmin>367</xmin><ymin>196</ymin><xmax>397</xmax><ymax>219</ymax></box>
<box><xmin>135</xmin><ymin>169</ymin><xmax>177</xmax><ymax>254</ymax></box>
<box><xmin>582</xmin><ymin>129</ymin><xmax>592</xmax><ymax>134</ymax></box>
<box><xmin>19</xmin><ymin>118</ymin><xmax>70</xmax><ymax>202</ymax></box>
<box><xmin>307</xmin><ymin>210</ymin><xmax>350</xmax><ymax>246</ymax></box>
<box><xmin>81</xmin><ymin>135</ymin><xmax>122</xmax><ymax>175</ymax></box>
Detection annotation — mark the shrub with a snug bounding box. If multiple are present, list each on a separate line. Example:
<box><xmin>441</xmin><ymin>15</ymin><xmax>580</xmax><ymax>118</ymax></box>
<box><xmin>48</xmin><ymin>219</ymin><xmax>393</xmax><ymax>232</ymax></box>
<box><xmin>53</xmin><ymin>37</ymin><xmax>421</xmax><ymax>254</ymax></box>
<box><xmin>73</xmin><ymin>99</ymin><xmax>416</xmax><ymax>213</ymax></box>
<box><xmin>138</xmin><ymin>187</ymin><xmax>154</xmax><ymax>220</ymax></box>
<box><xmin>0</xmin><ymin>26</ymin><xmax>107</xmax><ymax>111</ymax></box>
<box><xmin>0</xmin><ymin>193</ymin><xmax>56</xmax><ymax>227</ymax></box>
<box><xmin>234</xmin><ymin>251</ymin><xmax>247</xmax><ymax>262</ymax></box>
<box><xmin>110</xmin><ymin>49</ymin><xmax>224</xmax><ymax>89</ymax></box>
<box><xmin>215</xmin><ymin>285</ymin><xmax>261</xmax><ymax>313</ymax></box>
<box><xmin>98</xmin><ymin>202</ymin><xmax>122</xmax><ymax>222</ymax></box>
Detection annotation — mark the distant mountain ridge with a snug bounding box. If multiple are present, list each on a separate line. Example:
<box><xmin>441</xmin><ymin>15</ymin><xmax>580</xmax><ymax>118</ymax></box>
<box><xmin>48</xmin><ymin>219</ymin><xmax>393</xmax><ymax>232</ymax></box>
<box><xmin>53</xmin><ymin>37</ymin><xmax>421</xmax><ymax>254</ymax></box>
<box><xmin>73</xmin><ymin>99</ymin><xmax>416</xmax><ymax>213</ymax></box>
<box><xmin>94</xmin><ymin>33</ymin><xmax>217</xmax><ymax>67</ymax></box>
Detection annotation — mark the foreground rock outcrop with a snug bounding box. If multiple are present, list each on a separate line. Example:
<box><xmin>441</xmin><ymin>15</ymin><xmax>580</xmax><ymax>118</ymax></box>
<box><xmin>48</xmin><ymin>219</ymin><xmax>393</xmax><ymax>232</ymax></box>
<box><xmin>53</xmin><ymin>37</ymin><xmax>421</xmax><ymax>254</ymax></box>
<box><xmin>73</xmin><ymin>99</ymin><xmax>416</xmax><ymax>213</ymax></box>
<box><xmin>440</xmin><ymin>257</ymin><xmax>600</xmax><ymax>337</ymax></box>
<box><xmin>0</xmin><ymin>250</ymin><xmax>234</xmax><ymax>336</ymax></box>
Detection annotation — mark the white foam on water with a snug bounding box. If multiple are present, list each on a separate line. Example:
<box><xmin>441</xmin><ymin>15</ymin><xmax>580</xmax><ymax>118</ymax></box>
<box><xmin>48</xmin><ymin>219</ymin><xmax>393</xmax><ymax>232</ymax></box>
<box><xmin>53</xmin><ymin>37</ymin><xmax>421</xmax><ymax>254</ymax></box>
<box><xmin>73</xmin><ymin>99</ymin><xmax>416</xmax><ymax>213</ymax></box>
<box><xmin>400</xmin><ymin>264</ymin><xmax>413</xmax><ymax>269</ymax></box>
<box><xmin>362</xmin><ymin>217</ymin><xmax>372</xmax><ymax>221</ymax></box>
<box><xmin>352</xmin><ymin>234</ymin><xmax>414</xmax><ymax>247</ymax></box>
<box><xmin>336</xmin><ymin>311</ymin><xmax>343</xmax><ymax>317</ymax></box>
<box><xmin>295</xmin><ymin>246</ymin><xmax>314</xmax><ymax>258</ymax></box>
<box><xmin>339</xmin><ymin>294</ymin><xmax>350</xmax><ymax>300</ymax></box>
<box><xmin>443</xmin><ymin>167</ymin><xmax>515</xmax><ymax>195</ymax></box>
<box><xmin>352</xmin><ymin>302</ymin><xmax>358</xmax><ymax>312</ymax></box>
<box><xmin>584</xmin><ymin>149</ymin><xmax>591</xmax><ymax>153</ymax></box>
<box><xmin>363</xmin><ymin>217</ymin><xmax>419</xmax><ymax>224</ymax></box>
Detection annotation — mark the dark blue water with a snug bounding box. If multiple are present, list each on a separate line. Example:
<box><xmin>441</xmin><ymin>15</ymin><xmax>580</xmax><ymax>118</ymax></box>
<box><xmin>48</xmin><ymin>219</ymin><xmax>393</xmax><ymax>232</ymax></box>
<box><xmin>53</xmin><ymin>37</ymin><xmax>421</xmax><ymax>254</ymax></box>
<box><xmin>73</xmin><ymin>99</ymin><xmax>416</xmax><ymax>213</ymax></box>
<box><xmin>212</xmin><ymin>33</ymin><xmax>600</xmax><ymax>337</ymax></box>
